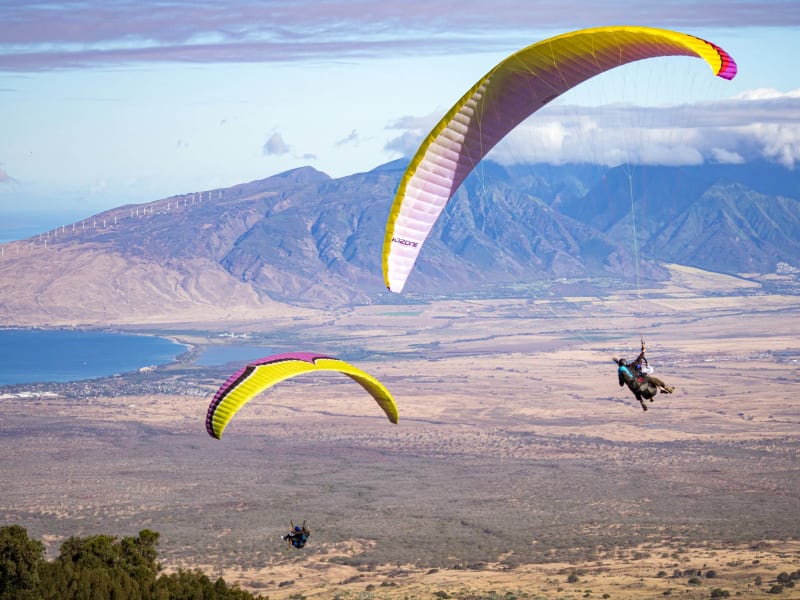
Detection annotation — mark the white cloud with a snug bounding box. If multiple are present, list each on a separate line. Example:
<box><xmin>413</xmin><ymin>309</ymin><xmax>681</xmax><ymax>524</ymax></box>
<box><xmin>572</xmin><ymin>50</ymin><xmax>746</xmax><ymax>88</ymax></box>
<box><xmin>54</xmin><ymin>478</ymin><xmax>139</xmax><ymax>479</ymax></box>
<box><xmin>710</xmin><ymin>148</ymin><xmax>745</xmax><ymax>164</ymax></box>
<box><xmin>336</xmin><ymin>130</ymin><xmax>359</xmax><ymax>147</ymax></box>
<box><xmin>0</xmin><ymin>167</ymin><xmax>14</xmax><ymax>183</ymax></box>
<box><xmin>738</xmin><ymin>122</ymin><xmax>800</xmax><ymax>168</ymax></box>
<box><xmin>734</xmin><ymin>87</ymin><xmax>800</xmax><ymax>100</ymax></box>
<box><xmin>262</xmin><ymin>131</ymin><xmax>290</xmax><ymax>156</ymax></box>
<box><xmin>385</xmin><ymin>112</ymin><xmax>441</xmax><ymax>157</ymax></box>
<box><xmin>385</xmin><ymin>90</ymin><xmax>800</xmax><ymax>169</ymax></box>
<box><xmin>3</xmin><ymin>1</ymin><xmax>800</xmax><ymax>71</ymax></box>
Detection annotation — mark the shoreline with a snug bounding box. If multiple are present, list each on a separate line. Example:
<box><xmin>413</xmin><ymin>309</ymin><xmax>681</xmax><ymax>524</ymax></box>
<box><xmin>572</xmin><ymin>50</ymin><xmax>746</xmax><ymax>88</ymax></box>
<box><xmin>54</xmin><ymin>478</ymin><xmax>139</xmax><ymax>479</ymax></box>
<box><xmin>0</xmin><ymin>328</ymin><xmax>196</xmax><ymax>387</ymax></box>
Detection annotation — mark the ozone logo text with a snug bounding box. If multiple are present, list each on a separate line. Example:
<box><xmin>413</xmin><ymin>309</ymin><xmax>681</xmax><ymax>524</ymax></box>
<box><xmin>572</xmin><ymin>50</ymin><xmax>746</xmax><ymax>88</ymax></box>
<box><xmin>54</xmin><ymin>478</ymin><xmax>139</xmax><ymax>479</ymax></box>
<box><xmin>392</xmin><ymin>237</ymin><xmax>418</xmax><ymax>248</ymax></box>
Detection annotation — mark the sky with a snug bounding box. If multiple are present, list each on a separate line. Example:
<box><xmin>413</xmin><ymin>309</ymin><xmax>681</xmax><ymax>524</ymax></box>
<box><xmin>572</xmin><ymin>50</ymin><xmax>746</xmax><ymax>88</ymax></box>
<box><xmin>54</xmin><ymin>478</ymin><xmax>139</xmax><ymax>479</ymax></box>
<box><xmin>1</xmin><ymin>0</ymin><xmax>799</xmax><ymax>239</ymax></box>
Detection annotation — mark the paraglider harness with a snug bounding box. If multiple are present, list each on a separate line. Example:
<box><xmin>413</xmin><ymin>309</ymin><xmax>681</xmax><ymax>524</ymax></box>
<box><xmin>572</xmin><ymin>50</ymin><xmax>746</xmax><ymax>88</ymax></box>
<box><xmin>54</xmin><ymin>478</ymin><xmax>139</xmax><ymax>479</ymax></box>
<box><xmin>633</xmin><ymin>356</ymin><xmax>657</xmax><ymax>398</ymax></box>
<box><xmin>616</xmin><ymin>339</ymin><xmax>657</xmax><ymax>400</ymax></box>
<box><xmin>283</xmin><ymin>520</ymin><xmax>310</xmax><ymax>549</ymax></box>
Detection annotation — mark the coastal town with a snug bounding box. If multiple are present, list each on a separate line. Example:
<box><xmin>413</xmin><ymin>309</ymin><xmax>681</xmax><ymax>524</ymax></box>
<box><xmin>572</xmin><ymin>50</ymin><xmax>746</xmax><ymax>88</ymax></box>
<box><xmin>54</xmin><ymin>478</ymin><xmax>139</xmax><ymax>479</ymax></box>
<box><xmin>0</xmin><ymin>364</ymin><xmax>213</xmax><ymax>402</ymax></box>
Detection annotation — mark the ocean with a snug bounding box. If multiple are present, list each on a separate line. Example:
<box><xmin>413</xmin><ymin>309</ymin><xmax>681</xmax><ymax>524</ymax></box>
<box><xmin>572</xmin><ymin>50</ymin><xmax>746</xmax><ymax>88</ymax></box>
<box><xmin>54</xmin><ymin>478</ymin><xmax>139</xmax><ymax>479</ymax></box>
<box><xmin>194</xmin><ymin>343</ymin><xmax>274</xmax><ymax>367</ymax></box>
<box><xmin>0</xmin><ymin>328</ymin><xmax>187</xmax><ymax>386</ymax></box>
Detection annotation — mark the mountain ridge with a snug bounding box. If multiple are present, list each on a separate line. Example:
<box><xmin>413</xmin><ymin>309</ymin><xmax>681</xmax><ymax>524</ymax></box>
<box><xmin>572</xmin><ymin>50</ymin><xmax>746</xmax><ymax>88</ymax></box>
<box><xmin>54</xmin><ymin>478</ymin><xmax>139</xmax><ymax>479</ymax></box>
<box><xmin>0</xmin><ymin>160</ymin><xmax>798</xmax><ymax>326</ymax></box>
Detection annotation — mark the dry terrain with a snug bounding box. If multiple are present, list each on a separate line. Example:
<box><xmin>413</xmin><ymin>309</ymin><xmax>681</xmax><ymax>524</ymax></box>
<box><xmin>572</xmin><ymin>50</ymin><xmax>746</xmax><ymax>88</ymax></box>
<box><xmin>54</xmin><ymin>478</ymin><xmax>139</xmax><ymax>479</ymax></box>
<box><xmin>2</xmin><ymin>265</ymin><xmax>799</xmax><ymax>599</ymax></box>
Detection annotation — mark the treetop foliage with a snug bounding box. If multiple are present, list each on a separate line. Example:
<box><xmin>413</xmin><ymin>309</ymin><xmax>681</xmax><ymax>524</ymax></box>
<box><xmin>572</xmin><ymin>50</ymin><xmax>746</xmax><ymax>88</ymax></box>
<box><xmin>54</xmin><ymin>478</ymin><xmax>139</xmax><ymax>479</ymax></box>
<box><xmin>0</xmin><ymin>525</ymin><xmax>265</xmax><ymax>600</ymax></box>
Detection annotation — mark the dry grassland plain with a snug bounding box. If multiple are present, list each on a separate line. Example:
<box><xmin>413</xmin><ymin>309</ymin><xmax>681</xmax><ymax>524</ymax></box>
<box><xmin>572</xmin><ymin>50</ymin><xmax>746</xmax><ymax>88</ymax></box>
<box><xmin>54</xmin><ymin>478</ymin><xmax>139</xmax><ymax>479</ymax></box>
<box><xmin>2</xmin><ymin>266</ymin><xmax>799</xmax><ymax>599</ymax></box>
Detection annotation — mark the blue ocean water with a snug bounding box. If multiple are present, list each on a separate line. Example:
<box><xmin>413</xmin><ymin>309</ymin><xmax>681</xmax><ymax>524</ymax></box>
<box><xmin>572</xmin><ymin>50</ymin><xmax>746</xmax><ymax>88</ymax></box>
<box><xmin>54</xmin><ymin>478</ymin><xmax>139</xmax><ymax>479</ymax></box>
<box><xmin>0</xmin><ymin>211</ymin><xmax>91</xmax><ymax>244</ymax></box>
<box><xmin>0</xmin><ymin>329</ymin><xmax>187</xmax><ymax>385</ymax></box>
<box><xmin>194</xmin><ymin>344</ymin><xmax>274</xmax><ymax>367</ymax></box>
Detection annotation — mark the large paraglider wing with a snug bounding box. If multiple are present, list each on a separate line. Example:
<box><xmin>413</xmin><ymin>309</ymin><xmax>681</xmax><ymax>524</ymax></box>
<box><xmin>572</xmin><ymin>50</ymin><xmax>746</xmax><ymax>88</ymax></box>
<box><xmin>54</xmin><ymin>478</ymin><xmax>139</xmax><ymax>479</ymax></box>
<box><xmin>205</xmin><ymin>351</ymin><xmax>399</xmax><ymax>439</ymax></box>
<box><xmin>381</xmin><ymin>25</ymin><xmax>737</xmax><ymax>293</ymax></box>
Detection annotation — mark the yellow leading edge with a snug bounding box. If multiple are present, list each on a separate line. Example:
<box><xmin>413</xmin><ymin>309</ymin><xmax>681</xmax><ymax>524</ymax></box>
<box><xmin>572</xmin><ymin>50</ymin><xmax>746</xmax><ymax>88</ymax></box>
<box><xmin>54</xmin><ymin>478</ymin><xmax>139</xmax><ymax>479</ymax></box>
<box><xmin>206</xmin><ymin>352</ymin><xmax>398</xmax><ymax>439</ymax></box>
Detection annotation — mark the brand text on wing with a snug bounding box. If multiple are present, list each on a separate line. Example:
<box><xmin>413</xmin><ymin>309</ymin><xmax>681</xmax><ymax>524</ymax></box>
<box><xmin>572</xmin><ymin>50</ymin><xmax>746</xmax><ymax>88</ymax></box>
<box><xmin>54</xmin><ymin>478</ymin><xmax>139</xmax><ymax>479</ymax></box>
<box><xmin>392</xmin><ymin>237</ymin><xmax>419</xmax><ymax>248</ymax></box>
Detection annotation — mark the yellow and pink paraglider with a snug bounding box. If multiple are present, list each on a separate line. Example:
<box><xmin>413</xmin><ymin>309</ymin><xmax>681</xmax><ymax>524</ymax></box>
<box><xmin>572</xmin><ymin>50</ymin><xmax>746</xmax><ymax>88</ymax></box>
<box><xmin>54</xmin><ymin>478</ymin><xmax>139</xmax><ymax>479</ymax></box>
<box><xmin>382</xmin><ymin>25</ymin><xmax>737</xmax><ymax>293</ymax></box>
<box><xmin>205</xmin><ymin>352</ymin><xmax>398</xmax><ymax>439</ymax></box>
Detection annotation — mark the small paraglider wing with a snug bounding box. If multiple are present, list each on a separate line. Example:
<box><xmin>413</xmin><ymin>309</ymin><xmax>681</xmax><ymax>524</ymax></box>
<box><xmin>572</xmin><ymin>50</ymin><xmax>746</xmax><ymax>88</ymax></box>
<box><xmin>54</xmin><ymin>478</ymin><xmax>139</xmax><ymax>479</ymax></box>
<box><xmin>382</xmin><ymin>25</ymin><xmax>737</xmax><ymax>293</ymax></box>
<box><xmin>205</xmin><ymin>352</ymin><xmax>398</xmax><ymax>439</ymax></box>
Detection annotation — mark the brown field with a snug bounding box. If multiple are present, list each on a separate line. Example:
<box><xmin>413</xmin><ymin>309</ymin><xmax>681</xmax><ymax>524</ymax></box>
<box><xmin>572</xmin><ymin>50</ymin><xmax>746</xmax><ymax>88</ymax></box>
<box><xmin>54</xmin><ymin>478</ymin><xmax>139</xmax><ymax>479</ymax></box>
<box><xmin>2</xmin><ymin>265</ymin><xmax>799</xmax><ymax>599</ymax></box>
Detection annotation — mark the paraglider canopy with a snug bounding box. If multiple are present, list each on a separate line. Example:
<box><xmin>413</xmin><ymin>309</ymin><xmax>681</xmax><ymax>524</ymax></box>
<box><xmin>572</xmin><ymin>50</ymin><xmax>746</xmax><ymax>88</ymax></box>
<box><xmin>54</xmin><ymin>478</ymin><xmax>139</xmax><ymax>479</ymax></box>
<box><xmin>382</xmin><ymin>25</ymin><xmax>737</xmax><ymax>293</ymax></box>
<box><xmin>205</xmin><ymin>352</ymin><xmax>398</xmax><ymax>439</ymax></box>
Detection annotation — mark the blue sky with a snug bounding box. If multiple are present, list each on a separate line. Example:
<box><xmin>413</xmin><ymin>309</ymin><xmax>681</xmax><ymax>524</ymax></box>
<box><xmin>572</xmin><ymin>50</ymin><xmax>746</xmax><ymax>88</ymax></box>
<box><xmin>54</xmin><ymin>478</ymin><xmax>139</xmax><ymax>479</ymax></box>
<box><xmin>1</xmin><ymin>0</ymin><xmax>799</xmax><ymax>239</ymax></box>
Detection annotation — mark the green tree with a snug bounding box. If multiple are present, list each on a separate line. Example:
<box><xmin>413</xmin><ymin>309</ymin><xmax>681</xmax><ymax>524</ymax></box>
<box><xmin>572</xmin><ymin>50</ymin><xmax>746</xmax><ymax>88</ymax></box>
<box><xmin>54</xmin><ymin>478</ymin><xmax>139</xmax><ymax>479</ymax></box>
<box><xmin>57</xmin><ymin>534</ymin><xmax>119</xmax><ymax>570</ymax></box>
<box><xmin>156</xmin><ymin>569</ymin><xmax>265</xmax><ymax>599</ymax></box>
<box><xmin>156</xmin><ymin>569</ymin><xmax>216</xmax><ymax>598</ymax></box>
<box><xmin>119</xmin><ymin>529</ymin><xmax>161</xmax><ymax>581</ymax></box>
<box><xmin>4</xmin><ymin>526</ymin><xmax>264</xmax><ymax>600</ymax></box>
<box><xmin>42</xmin><ymin>530</ymin><xmax>161</xmax><ymax>599</ymax></box>
<box><xmin>0</xmin><ymin>524</ymin><xmax>45</xmax><ymax>600</ymax></box>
